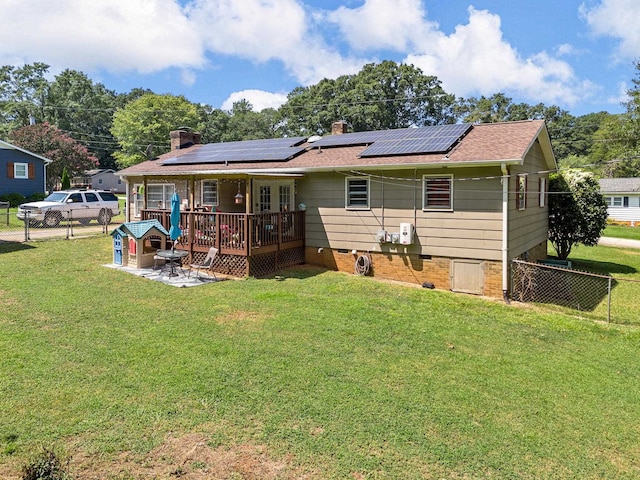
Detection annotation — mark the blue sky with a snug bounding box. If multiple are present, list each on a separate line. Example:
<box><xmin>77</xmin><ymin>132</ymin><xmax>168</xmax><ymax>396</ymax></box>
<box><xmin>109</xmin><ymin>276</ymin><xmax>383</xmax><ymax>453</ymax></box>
<box><xmin>1</xmin><ymin>0</ymin><xmax>639</xmax><ymax>117</ymax></box>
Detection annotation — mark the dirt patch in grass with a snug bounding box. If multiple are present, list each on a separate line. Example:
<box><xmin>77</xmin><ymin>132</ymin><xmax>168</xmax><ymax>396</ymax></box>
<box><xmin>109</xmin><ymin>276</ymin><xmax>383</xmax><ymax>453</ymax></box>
<box><xmin>1</xmin><ymin>434</ymin><xmax>314</xmax><ymax>480</ymax></box>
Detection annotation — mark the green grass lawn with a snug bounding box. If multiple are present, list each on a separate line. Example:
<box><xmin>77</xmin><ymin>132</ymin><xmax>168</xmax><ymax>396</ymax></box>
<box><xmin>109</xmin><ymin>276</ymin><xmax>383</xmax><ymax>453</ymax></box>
<box><xmin>546</xmin><ymin>241</ymin><xmax>640</xmax><ymax>324</ymax></box>
<box><xmin>603</xmin><ymin>224</ymin><xmax>640</xmax><ymax>241</ymax></box>
<box><xmin>1</xmin><ymin>237</ymin><xmax>640</xmax><ymax>478</ymax></box>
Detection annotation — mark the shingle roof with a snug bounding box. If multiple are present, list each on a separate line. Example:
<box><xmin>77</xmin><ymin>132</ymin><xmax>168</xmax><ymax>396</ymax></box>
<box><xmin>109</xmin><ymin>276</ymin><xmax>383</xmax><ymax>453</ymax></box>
<box><xmin>118</xmin><ymin>120</ymin><xmax>553</xmax><ymax>176</ymax></box>
<box><xmin>599</xmin><ymin>178</ymin><xmax>640</xmax><ymax>193</ymax></box>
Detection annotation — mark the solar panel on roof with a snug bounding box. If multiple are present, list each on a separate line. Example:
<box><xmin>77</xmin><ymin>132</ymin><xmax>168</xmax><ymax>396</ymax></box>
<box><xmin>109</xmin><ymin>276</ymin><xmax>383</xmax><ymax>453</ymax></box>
<box><xmin>311</xmin><ymin>130</ymin><xmax>384</xmax><ymax>147</ymax></box>
<box><xmin>161</xmin><ymin>137</ymin><xmax>307</xmax><ymax>165</ymax></box>
<box><xmin>310</xmin><ymin>124</ymin><xmax>472</xmax><ymax>152</ymax></box>
<box><xmin>360</xmin><ymin>124</ymin><xmax>471</xmax><ymax>157</ymax></box>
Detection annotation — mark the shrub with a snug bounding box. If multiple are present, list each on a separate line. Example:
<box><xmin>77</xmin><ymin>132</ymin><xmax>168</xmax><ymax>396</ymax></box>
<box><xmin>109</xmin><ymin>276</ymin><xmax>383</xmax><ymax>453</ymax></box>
<box><xmin>21</xmin><ymin>448</ymin><xmax>71</xmax><ymax>480</ymax></box>
<box><xmin>26</xmin><ymin>192</ymin><xmax>46</xmax><ymax>202</ymax></box>
<box><xmin>0</xmin><ymin>193</ymin><xmax>26</xmax><ymax>207</ymax></box>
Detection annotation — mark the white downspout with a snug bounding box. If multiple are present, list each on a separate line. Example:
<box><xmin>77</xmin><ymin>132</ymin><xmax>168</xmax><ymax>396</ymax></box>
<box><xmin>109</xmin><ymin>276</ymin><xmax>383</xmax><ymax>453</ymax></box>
<box><xmin>501</xmin><ymin>163</ymin><xmax>510</xmax><ymax>303</ymax></box>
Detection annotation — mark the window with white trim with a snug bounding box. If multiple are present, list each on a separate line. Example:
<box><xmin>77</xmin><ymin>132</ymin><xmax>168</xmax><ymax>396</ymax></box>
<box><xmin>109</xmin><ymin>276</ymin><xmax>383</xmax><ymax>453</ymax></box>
<box><xmin>346</xmin><ymin>177</ymin><xmax>370</xmax><ymax>209</ymax></box>
<box><xmin>517</xmin><ymin>174</ymin><xmax>527</xmax><ymax>210</ymax></box>
<box><xmin>14</xmin><ymin>163</ymin><xmax>28</xmax><ymax>179</ymax></box>
<box><xmin>538</xmin><ymin>177</ymin><xmax>547</xmax><ymax>207</ymax></box>
<box><xmin>423</xmin><ymin>175</ymin><xmax>453</xmax><ymax>210</ymax></box>
<box><xmin>147</xmin><ymin>184</ymin><xmax>175</xmax><ymax>209</ymax></box>
<box><xmin>201</xmin><ymin>180</ymin><xmax>218</xmax><ymax>206</ymax></box>
<box><xmin>606</xmin><ymin>196</ymin><xmax>628</xmax><ymax>207</ymax></box>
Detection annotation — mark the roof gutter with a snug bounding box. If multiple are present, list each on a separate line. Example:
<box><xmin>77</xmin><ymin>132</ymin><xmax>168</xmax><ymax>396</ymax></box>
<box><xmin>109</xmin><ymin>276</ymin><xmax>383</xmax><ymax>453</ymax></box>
<box><xmin>501</xmin><ymin>163</ymin><xmax>510</xmax><ymax>304</ymax></box>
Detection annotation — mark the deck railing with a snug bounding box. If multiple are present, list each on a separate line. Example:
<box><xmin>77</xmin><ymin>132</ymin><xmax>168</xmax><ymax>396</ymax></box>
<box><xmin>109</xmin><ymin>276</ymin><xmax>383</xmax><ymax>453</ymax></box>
<box><xmin>141</xmin><ymin>209</ymin><xmax>305</xmax><ymax>256</ymax></box>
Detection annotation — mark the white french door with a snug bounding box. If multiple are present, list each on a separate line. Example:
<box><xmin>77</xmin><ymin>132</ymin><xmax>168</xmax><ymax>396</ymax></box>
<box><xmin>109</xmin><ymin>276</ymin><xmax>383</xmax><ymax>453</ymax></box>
<box><xmin>253</xmin><ymin>180</ymin><xmax>294</xmax><ymax>212</ymax></box>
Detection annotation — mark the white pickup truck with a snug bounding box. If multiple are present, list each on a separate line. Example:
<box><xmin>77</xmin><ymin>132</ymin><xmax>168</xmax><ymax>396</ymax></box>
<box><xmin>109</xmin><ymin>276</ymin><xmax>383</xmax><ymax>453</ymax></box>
<box><xmin>17</xmin><ymin>189</ymin><xmax>120</xmax><ymax>227</ymax></box>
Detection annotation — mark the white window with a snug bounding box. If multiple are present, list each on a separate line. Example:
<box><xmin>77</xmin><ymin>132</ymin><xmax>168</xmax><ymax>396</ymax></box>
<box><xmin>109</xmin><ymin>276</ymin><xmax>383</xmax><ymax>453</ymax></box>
<box><xmin>607</xmin><ymin>196</ymin><xmax>627</xmax><ymax>207</ymax></box>
<box><xmin>147</xmin><ymin>184</ymin><xmax>175</xmax><ymax>209</ymax></box>
<box><xmin>279</xmin><ymin>184</ymin><xmax>292</xmax><ymax>211</ymax></box>
<box><xmin>517</xmin><ymin>174</ymin><xmax>527</xmax><ymax>211</ymax></box>
<box><xmin>423</xmin><ymin>175</ymin><xmax>453</xmax><ymax>210</ymax></box>
<box><xmin>14</xmin><ymin>163</ymin><xmax>28</xmax><ymax>179</ymax></box>
<box><xmin>538</xmin><ymin>177</ymin><xmax>547</xmax><ymax>208</ymax></box>
<box><xmin>201</xmin><ymin>180</ymin><xmax>218</xmax><ymax>206</ymax></box>
<box><xmin>346</xmin><ymin>177</ymin><xmax>370</xmax><ymax>209</ymax></box>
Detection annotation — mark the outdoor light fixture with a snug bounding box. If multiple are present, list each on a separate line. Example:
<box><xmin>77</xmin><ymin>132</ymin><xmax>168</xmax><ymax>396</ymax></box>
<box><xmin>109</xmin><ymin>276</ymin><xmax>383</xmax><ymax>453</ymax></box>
<box><xmin>234</xmin><ymin>181</ymin><xmax>244</xmax><ymax>204</ymax></box>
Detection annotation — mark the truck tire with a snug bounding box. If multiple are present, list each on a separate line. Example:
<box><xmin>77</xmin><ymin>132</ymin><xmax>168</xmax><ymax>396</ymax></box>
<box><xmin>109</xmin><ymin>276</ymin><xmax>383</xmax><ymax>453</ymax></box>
<box><xmin>43</xmin><ymin>211</ymin><xmax>62</xmax><ymax>228</ymax></box>
<box><xmin>98</xmin><ymin>209</ymin><xmax>112</xmax><ymax>225</ymax></box>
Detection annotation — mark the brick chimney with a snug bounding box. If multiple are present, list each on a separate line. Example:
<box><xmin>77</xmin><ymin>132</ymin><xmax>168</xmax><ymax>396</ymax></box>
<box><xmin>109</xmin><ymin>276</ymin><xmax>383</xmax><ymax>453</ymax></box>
<box><xmin>331</xmin><ymin>121</ymin><xmax>348</xmax><ymax>135</ymax></box>
<box><xmin>170</xmin><ymin>129</ymin><xmax>202</xmax><ymax>150</ymax></box>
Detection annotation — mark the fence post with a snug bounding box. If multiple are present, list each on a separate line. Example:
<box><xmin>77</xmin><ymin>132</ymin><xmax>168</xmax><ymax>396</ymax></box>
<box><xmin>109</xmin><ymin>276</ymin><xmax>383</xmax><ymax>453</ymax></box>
<box><xmin>66</xmin><ymin>209</ymin><xmax>72</xmax><ymax>239</ymax></box>
<box><xmin>24</xmin><ymin>211</ymin><xmax>30</xmax><ymax>241</ymax></box>
<box><xmin>607</xmin><ymin>277</ymin><xmax>612</xmax><ymax>323</ymax></box>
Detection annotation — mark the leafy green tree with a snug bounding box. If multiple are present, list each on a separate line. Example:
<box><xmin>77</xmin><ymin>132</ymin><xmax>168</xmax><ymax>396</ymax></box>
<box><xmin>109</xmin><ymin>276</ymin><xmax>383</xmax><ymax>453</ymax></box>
<box><xmin>45</xmin><ymin>69</ymin><xmax>121</xmax><ymax>169</ymax></box>
<box><xmin>590</xmin><ymin>60</ymin><xmax>640</xmax><ymax>177</ymax></box>
<box><xmin>9</xmin><ymin>122</ymin><xmax>98</xmax><ymax>191</ymax></box>
<box><xmin>197</xmin><ymin>104</ymin><xmax>229</xmax><ymax>144</ymax></box>
<box><xmin>222</xmin><ymin>100</ymin><xmax>280</xmax><ymax>141</ymax></box>
<box><xmin>279</xmin><ymin>61</ymin><xmax>456</xmax><ymax>135</ymax></box>
<box><xmin>548</xmin><ymin>170</ymin><xmax>608</xmax><ymax>260</ymax></box>
<box><xmin>60</xmin><ymin>167</ymin><xmax>71</xmax><ymax>189</ymax></box>
<box><xmin>111</xmin><ymin>93</ymin><xmax>201</xmax><ymax>168</ymax></box>
<box><xmin>0</xmin><ymin>62</ymin><xmax>50</xmax><ymax>137</ymax></box>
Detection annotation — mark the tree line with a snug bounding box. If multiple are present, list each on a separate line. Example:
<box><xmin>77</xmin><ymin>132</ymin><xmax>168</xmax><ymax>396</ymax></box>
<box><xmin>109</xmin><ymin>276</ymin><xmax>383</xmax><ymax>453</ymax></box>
<box><xmin>1</xmin><ymin>59</ymin><xmax>639</xmax><ymax>182</ymax></box>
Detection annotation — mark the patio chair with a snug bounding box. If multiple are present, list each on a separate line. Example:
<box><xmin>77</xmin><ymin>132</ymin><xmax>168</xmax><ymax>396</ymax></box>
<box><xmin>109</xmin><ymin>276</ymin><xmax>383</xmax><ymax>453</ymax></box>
<box><xmin>188</xmin><ymin>247</ymin><xmax>218</xmax><ymax>281</ymax></box>
<box><xmin>153</xmin><ymin>253</ymin><xmax>166</xmax><ymax>270</ymax></box>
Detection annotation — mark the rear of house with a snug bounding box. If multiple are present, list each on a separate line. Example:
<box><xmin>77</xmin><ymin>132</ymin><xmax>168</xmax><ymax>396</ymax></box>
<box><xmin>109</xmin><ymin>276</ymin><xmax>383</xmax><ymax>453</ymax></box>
<box><xmin>117</xmin><ymin>120</ymin><xmax>556</xmax><ymax>299</ymax></box>
<box><xmin>298</xmin><ymin>121</ymin><xmax>554</xmax><ymax>298</ymax></box>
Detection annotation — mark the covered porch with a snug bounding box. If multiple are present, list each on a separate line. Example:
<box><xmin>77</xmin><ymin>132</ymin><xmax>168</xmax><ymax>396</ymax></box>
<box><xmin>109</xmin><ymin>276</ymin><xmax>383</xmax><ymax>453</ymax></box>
<box><xmin>142</xmin><ymin>209</ymin><xmax>306</xmax><ymax>277</ymax></box>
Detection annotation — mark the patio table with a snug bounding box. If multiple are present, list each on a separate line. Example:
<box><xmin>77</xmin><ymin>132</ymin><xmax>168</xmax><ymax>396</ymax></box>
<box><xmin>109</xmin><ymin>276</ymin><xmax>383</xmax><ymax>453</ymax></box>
<box><xmin>156</xmin><ymin>249</ymin><xmax>188</xmax><ymax>277</ymax></box>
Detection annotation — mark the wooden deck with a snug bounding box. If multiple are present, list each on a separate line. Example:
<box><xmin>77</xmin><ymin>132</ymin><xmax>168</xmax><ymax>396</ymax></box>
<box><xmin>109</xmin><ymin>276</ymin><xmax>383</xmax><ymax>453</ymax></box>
<box><xmin>141</xmin><ymin>210</ymin><xmax>306</xmax><ymax>277</ymax></box>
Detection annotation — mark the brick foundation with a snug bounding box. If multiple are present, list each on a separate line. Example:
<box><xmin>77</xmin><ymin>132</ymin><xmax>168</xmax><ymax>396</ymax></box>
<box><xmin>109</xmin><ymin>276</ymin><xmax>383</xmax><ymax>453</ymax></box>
<box><xmin>305</xmin><ymin>247</ymin><xmax>505</xmax><ymax>298</ymax></box>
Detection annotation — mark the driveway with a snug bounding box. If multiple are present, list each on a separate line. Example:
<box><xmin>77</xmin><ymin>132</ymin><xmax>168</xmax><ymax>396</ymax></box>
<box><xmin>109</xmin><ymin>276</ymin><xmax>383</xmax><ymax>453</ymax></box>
<box><xmin>598</xmin><ymin>236</ymin><xmax>640</xmax><ymax>249</ymax></box>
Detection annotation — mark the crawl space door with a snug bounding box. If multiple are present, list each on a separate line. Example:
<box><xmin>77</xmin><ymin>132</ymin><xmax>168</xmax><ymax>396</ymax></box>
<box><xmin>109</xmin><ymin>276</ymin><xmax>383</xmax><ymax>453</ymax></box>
<box><xmin>450</xmin><ymin>259</ymin><xmax>484</xmax><ymax>295</ymax></box>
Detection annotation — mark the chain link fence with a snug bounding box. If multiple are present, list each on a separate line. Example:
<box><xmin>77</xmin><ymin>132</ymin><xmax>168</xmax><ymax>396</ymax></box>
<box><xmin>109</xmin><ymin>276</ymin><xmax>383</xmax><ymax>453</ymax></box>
<box><xmin>511</xmin><ymin>259</ymin><xmax>640</xmax><ymax>324</ymax></box>
<box><xmin>0</xmin><ymin>207</ymin><xmax>116</xmax><ymax>243</ymax></box>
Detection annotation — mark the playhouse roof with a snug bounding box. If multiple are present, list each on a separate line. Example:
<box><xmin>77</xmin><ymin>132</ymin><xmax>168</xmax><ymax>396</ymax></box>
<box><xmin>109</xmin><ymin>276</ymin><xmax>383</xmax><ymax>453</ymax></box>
<box><xmin>111</xmin><ymin>219</ymin><xmax>169</xmax><ymax>239</ymax></box>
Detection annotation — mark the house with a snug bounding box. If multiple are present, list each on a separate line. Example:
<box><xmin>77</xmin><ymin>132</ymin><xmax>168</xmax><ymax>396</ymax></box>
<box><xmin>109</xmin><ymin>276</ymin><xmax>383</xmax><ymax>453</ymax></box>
<box><xmin>116</xmin><ymin>120</ymin><xmax>556</xmax><ymax>299</ymax></box>
<box><xmin>72</xmin><ymin>168</ymin><xmax>123</xmax><ymax>192</ymax></box>
<box><xmin>0</xmin><ymin>139</ymin><xmax>51</xmax><ymax>197</ymax></box>
<box><xmin>599</xmin><ymin>178</ymin><xmax>640</xmax><ymax>225</ymax></box>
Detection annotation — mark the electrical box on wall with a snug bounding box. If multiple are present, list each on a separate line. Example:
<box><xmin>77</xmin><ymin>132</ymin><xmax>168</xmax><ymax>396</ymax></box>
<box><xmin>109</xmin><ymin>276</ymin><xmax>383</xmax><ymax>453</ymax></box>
<box><xmin>399</xmin><ymin>223</ymin><xmax>414</xmax><ymax>245</ymax></box>
<box><xmin>376</xmin><ymin>230</ymin><xmax>388</xmax><ymax>243</ymax></box>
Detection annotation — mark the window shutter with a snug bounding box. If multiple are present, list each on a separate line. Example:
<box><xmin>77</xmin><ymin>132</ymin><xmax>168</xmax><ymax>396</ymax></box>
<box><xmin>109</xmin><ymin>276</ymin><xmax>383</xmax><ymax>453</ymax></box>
<box><xmin>7</xmin><ymin>162</ymin><xmax>14</xmax><ymax>179</ymax></box>
<box><xmin>28</xmin><ymin>163</ymin><xmax>36</xmax><ymax>179</ymax></box>
<box><xmin>624</xmin><ymin>196</ymin><xmax>629</xmax><ymax>207</ymax></box>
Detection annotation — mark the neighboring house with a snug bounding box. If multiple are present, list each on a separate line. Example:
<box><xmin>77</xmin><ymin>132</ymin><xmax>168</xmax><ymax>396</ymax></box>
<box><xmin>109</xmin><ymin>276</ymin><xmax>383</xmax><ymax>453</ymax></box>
<box><xmin>0</xmin><ymin>139</ymin><xmax>51</xmax><ymax>197</ymax></box>
<box><xmin>599</xmin><ymin>178</ymin><xmax>640</xmax><ymax>225</ymax></box>
<box><xmin>117</xmin><ymin>120</ymin><xmax>556</xmax><ymax>299</ymax></box>
<box><xmin>72</xmin><ymin>168</ymin><xmax>123</xmax><ymax>192</ymax></box>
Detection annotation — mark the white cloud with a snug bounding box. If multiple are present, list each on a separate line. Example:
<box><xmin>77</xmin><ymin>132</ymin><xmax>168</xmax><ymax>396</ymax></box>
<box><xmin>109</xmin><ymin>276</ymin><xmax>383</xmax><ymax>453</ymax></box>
<box><xmin>326</xmin><ymin>0</ymin><xmax>437</xmax><ymax>52</ymax></box>
<box><xmin>0</xmin><ymin>0</ymin><xmax>206</xmax><ymax>74</ymax></box>
<box><xmin>187</xmin><ymin>0</ymin><xmax>365</xmax><ymax>85</ymax></box>
<box><xmin>403</xmin><ymin>7</ymin><xmax>594</xmax><ymax>107</ymax></box>
<box><xmin>581</xmin><ymin>0</ymin><xmax>640</xmax><ymax>60</ymax></box>
<box><xmin>221</xmin><ymin>89</ymin><xmax>288</xmax><ymax>111</ymax></box>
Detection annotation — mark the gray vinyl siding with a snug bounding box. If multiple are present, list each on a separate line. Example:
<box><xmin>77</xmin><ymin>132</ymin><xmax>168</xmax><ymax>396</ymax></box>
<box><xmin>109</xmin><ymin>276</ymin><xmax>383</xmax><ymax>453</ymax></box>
<box><xmin>508</xmin><ymin>142</ymin><xmax>550</xmax><ymax>259</ymax></box>
<box><xmin>298</xmin><ymin>167</ymin><xmax>506</xmax><ymax>261</ymax></box>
